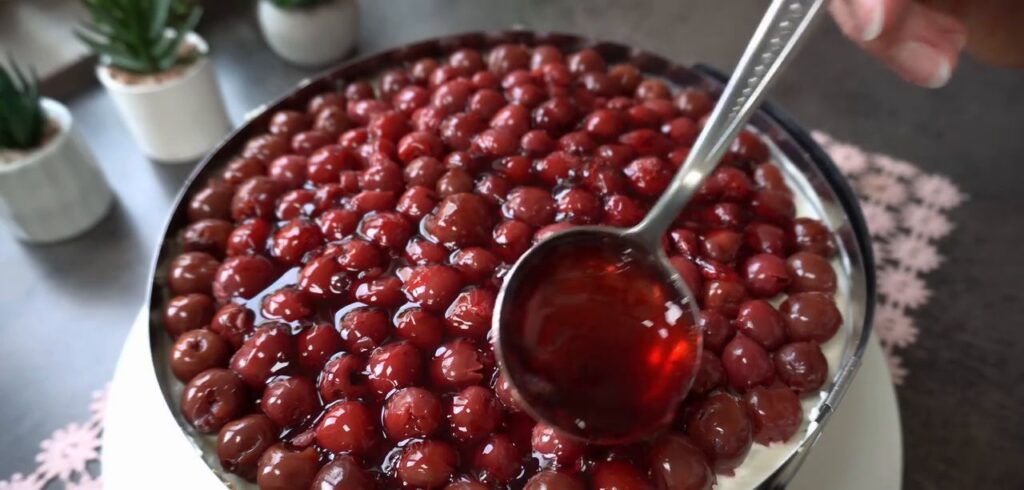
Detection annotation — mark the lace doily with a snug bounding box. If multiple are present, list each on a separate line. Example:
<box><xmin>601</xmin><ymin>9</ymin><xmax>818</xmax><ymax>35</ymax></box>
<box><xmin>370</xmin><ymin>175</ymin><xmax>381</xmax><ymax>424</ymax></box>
<box><xmin>0</xmin><ymin>133</ymin><xmax>965</xmax><ymax>488</ymax></box>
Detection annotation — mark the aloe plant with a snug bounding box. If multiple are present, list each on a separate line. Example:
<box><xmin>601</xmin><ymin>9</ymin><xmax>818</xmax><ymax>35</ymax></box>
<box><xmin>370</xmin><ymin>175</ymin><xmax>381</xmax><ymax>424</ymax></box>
<box><xmin>76</xmin><ymin>0</ymin><xmax>203</xmax><ymax>74</ymax></box>
<box><xmin>267</xmin><ymin>0</ymin><xmax>331</xmax><ymax>8</ymax></box>
<box><xmin>0</xmin><ymin>56</ymin><xmax>45</xmax><ymax>151</ymax></box>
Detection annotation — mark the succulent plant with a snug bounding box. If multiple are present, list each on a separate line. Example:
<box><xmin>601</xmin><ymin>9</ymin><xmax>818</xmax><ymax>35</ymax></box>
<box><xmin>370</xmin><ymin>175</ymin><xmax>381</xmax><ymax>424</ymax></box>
<box><xmin>76</xmin><ymin>0</ymin><xmax>203</xmax><ymax>74</ymax></box>
<box><xmin>266</xmin><ymin>0</ymin><xmax>331</xmax><ymax>8</ymax></box>
<box><xmin>0</xmin><ymin>56</ymin><xmax>46</xmax><ymax>151</ymax></box>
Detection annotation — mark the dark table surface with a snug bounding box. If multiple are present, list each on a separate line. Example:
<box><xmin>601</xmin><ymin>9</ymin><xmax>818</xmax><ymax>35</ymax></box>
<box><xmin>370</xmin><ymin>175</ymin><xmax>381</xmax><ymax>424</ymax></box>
<box><xmin>2</xmin><ymin>1</ymin><xmax>1022</xmax><ymax>488</ymax></box>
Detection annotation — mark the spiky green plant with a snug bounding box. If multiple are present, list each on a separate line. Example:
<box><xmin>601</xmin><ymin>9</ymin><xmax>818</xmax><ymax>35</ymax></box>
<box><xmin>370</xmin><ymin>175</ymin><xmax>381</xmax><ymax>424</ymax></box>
<box><xmin>76</xmin><ymin>0</ymin><xmax>203</xmax><ymax>74</ymax></box>
<box><xmin>0</xmin><ymin>56</ymin><xmax>45</xmax><ymax>151</ymax></box>
<box><xmin>266</xmin><ymin>0</ymin><xmax>331</xmax><ymax>8</ymax></box>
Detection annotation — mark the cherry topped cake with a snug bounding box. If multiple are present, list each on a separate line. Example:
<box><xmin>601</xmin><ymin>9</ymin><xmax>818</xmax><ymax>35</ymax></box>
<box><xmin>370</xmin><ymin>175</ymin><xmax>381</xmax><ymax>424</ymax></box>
<box><xmin>162</xmin><ymin>41</ymin><xmax>842</xmax><ymax>490</ymax></box>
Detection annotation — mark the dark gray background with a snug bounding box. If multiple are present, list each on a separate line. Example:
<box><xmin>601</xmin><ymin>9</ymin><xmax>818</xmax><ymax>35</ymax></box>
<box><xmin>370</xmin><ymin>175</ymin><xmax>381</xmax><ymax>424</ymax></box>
<box><xmin>1</xmin><ymin>1</ymin><xmax>1021</xmax><ymax>488</ymax></box>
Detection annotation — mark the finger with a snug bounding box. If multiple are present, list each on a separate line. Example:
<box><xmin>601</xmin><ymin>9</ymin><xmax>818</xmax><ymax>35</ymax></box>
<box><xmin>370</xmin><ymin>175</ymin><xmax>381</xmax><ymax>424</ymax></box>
<box><xmin>829</xmin><ymin>0</ymin><xmax>911</xmax><ymax>42</ymax></box>
<box><xmin>862</xmin><ymin>3</ymin><xmax>967</xmax><ymax>88</ymax></box>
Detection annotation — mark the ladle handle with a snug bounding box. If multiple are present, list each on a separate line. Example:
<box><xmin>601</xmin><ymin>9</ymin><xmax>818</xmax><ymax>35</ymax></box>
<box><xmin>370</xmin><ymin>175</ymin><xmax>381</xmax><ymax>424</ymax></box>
<box><xmin>630</xmin><ymin>0</ymin><xmax>827</xmax><ymax>244</ymax></box>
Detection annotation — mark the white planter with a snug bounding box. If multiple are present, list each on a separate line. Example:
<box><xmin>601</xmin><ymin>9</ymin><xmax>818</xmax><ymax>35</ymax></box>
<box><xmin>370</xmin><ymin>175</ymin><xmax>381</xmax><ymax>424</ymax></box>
<box><xmin>0</xmin><ymin>99</ymin><xmax>113</xmax><ymax>243</ymax></box>
<box><xmin>257</xmin><ymin>0</ymin><xmax>359</xmax><ymax>68</ymax></box>
<box><xmin>96</xmin><ymin>33</ymin><xmax>232</xmax><ymax>164</ymax></box>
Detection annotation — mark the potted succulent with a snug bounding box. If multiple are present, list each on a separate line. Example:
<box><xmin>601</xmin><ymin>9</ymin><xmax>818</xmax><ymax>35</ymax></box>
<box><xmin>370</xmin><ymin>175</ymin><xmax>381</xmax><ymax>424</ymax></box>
<box><xmin>77</xmin><ymin>0</ymin><xmax>232</xmax><ymax>163</ymax></box>
<box><xmin>257</xmin><ymin>0</ymin><xmax>360</xmax><ymax>67</ymax></box>
<box><xmin>0</xmin><ymin>58</ymin><xmax>113</xmax><ymax>243</ymax></box>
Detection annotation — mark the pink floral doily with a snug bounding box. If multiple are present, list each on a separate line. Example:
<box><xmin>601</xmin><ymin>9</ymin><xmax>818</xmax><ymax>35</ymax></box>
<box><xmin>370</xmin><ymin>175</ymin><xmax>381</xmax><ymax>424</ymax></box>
<box><xmin>0</xmin><ymin>387</ymin><xmax>107</xmax><ymax>490</ymax></box>
<box><xmin>813</xmin><ymin>131</ymin><xmax>965</xmax><ymax>385</ymax></box>
<box><xmin>0</xmin><ymin>134</ymin><xmax>964</xmax><ymax>488</ymax></box>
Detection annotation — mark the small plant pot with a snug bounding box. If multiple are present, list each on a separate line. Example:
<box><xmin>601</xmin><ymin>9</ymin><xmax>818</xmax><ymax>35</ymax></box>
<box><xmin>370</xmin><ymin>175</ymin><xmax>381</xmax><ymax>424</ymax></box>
<box><xmin>257</xmin><ymin>0</ymin><xmax>359</xmax><ymax>68</ymax></box>
<box><xmin>0</xmin><ymin>98</ymin><xmax>113</xmax><ymax>243</ymax></box>
<box><xmin>96</xmin><ymin>33</ymin><xmax>232</xmax><ymax>164</ymax></box>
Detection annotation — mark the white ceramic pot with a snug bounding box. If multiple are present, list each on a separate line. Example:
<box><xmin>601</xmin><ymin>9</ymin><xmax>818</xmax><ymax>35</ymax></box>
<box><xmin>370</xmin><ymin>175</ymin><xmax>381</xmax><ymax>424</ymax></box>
<box><xmin>257</xmin><ymin>0</ymin><xmax>359</xmax><ymax>68</ymax></box>
<box><xmin>0</xmin><ymin>98</ymin><xmax>113</xmax><ymax>243</ymax></box>
<box><xmin>96</xmin><ymin>33</ymin><xmax>232</xmax><ymax>164</ymax></box>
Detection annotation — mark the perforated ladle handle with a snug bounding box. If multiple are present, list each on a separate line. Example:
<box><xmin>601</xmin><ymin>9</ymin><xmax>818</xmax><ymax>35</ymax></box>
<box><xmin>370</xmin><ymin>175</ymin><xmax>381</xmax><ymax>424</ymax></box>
<box><xmin>631</xmin><ymin>0</ymin><xmax>827</xmax><ymax>244</ymax></box>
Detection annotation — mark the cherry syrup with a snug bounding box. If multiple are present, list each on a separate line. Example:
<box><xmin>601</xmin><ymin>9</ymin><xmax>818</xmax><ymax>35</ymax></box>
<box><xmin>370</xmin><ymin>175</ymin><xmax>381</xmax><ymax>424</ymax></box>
<box><xmin>501</xmin><ymin>236</ymin><xmax>701</xmax><ymax>443</ymax></box>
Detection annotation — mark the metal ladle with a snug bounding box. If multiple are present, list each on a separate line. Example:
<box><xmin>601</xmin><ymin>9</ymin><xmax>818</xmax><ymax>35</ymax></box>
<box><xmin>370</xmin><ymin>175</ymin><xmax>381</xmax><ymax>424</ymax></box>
<box><xmin>494</xmin><ymin>0</ymin><xmax>828</xmax><ymax>442</ymax></box>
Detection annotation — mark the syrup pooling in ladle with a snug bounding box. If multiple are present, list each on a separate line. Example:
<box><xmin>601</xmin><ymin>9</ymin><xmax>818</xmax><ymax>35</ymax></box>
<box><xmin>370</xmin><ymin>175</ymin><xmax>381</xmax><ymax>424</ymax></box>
<box><xmin>500</xmin><ymin>236</ymin><xmax>700</xmax><ymax>442</ymax></box>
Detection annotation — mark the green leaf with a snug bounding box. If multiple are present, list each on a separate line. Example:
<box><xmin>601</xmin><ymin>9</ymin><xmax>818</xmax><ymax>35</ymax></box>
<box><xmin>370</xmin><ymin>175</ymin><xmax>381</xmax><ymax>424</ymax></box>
<box><xmin>149</xmin><ymin>0</ymin><xmax>172</xmax><ymax>41</ymax></box>
<box><xmin>0</xmin><ymin>55</ymin><xmax>45</xmax><ymax>149</ymax></box>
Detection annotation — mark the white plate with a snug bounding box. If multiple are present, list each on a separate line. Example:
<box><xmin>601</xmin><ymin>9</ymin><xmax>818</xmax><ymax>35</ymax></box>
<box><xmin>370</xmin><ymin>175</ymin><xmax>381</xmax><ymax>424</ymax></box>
<box><xmin>102</xmin><ymin>309</ymin><xmax>902</xmax><ymax>489</ymax></box>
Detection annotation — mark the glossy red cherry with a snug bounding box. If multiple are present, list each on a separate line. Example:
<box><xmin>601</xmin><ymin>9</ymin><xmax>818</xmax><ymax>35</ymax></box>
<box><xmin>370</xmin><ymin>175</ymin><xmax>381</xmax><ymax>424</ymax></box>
<box><xmin>602</xmin><ymin>194</ymin><xmax>645</xmax><ymax>227</ymax></box>
<box><xmin>743</xmin><ymin>384</ymin><xmax>803</xmax><ymax>445</ymax></box>
<box><xmin>315</xmin><ymin>400</ymin><xmax>377</xmax><ymax>454</ymax></box>
<box><xmin>790</xmin><ymin>217</ymin><xmax>836</xmax><ymax>257</ymax></box>
<box><xmin>698</xmin><ymin>310</ymin><xmax>734</xmax><ymax>354</ymax></box>
<box><xmin>690</xmin><ymin>350</ymin><xmax>725</xmax><ymax>396</ymax></box>
<box><xmin>503</xmin><ymin>187</ymin><xmax>556</xmax><ymax>227</ymax></box>
<box><xmin>169</xmin><ymin>252</ymin><xmax>220</xmax><ymax>295</ymax></box>
<box><xmin>429</xmin><ymin>338</ymin><xmax>493</xmax><ymax>391</ymax></box>
<box><xmin>674</xmin><ymin>88</ymin><xmax>713</xmax><ymax>119</ymax></box>
<box><xmin>624</xmin><ymin>156</ymin><xmax>672</xmax><ymax>197</ymax></box>
<box><xmin>276</xmin><ymin>189</ymin><xmax>316</xmax><ymax>221</ymax></box>
<box><xmin>780</xmin><ymin>292</ymin><xmax>842</xmax><ymax>343</ymax></box>
<box><xmin>182</xmin><ymin>219</ymin><xmax>233</xmax><ymax>257</ymax></box>
<box><xmin>366</xmin><ymin>341</ymin><xmax>422</xmax><ymax>398</ymax></box>
<box><xmin>188</xmin><ymin>182</ymin><xmax>234</xmax><ymax>222</ymax></box>
<box><xmin>685</xmin><ymin>392</ymin><xmax>753</xmax><ymax>473</ymax></box>
<box><xmin>353</xmin><ymin>275</ymin><xmax>405</xmax><ymax>308</ymax></box>
<box><xmin>448</xmin><ymin>385</ymin><xmax>502</xmax><ymax>444</ymax></box>
<box><xmin>338</xmin><ymin>307</ymin><xmax>391</xmax><ymax>354</ymax></box>
<box><xmin>230</xmin><ymin>324</ymin><xmax>296</xmax><ymax>388</ymax></box>
<box><xmin>524</xmin><ymin>471</ymin><xmax>584</xmax><ymax>490</ymax></box>
<box><xmin>648</xmin><ymin>435</ymin><xmax>715</xmax><ymax>490</ymax></box>
<box><xmin>590</xmin><ymin>460</ymin><xmax>651</xmax><ymax>490</ymax></box>
<box><xmin>395</xmin><ymin>308</ymin><xmax>445</xmax><ymax>351</ymax></box>
<box><xmin>786</xmin><ymin>251</ymin><xmax>837</xmax><ymax>293</ymax></box>
<box><xmin>774</xmin><ymin>341</ymin><xmax>829</xmax><ymax>393</ymax></box>
<box><xmin>164</xmin><ymin>293</ymin><xmax>216</xmax><ymax>337</ymax></box>
<box><xmin>296</xmin><ymin>323</ymin><xmax>343</xmax><ymax>372</ymax></box>
<box><xmin>227</xmin><ymin>218</ymin><xmax>272</xmax><ymax>257</ymax></box>
<box><xmin>405</xmin><ymin>236</ymin><xmax>449</xmax><ymax>265</ymax></box>
<box><xmin>271</xmin><ymin>219</ymin><xmax>324</xmax><ymax>266</ymax></box>
<box><xmin>398</xmin><ymin>440</ymin><xmax>460</xmax><ymax>488</ymax></box>
<box><xmin>701</xmin><ymin>229</ymin><xmax>742</xmax><ymax>263</ymax></box>
<box><xmin>734</xmin><ymin>300</ymin><xmax>786</xmax><ymax>350</ymax></box>
<box><xmin>532</xmin><ymin>422</ymin><xmax>585</xmax><ymax>467</ymax></box>
<box><xmin>209</xmin><ymin>303</ymin><xmax>255</xmax><ymax>349</ymax></box>
<box><xmin>216</xmin><ymin>414</ymin><xmax>277</xmax><ymax>481</ymax></box>
<box><xmin>403</xmin><ymin>265</ymin><xmax>464</xmax><ymax>312</ymax></box>
<box><xmin>261</xmin><ymin>376</ymin><xmax>320</xmax><ymax>427</ymax></box>
<box><xmin>359</xmin><ymin>211</ymin><xmax>413</xmax><ymax>251</ymax></box>
<box><xmin>444</xmin><ymin>288</ymin><xmax>496</xmax><ymax>340</ymax></box>
<box><xmin>319</xmin><ymin>352</ymin><xmax>368</xmax><ymax>402</ymax></box>
<box><xmin>472</xmin><ymin>434</ymin><xmax>522</xmax><ymax>484</ymax></box>
<box><xmin>298</xmin><ymin>256</ymin><xmax>349</xmax><ymax>300</ymax></box>
<box><xmin>311</xmin><ymin>456</ymin><xmax>376</xmax><ymax>490</ymax></box>
<box><xmin>424</xmin><ymin>193</ymin><xmax>494</xmax><ymax>248</ymax></box>
<box><xmin>180</xmin><ymin>368</ymin><xmax>248</xmax><ymax>433</ymax></box>
<box><xmin>701</xmin><ymin>280</ymin><xmax>747</xmax><ymax>318</ymax></box>
<box><xmin>383</xmin><ymin>387</ymin><xmax>443</xmax><ymax>441</ymax></box>
<box><xmin>491</xmin><ymin>219</ymin><xmax>533</xmax><ymax>262</ymax></box>
<box><xmin>743</xmin><ymin>222</ymin><xmax>788</xmax><ymax>257</ymax></box>
<box><xmin>170</xmin><ymin>329</ymin><xmax>231</xmax><ymax>382</ymax></box>
<box><xmin>232</xmin><ymin>176</ymin><xmax>285</xmax><ymax>221</ymax></box>
<box><xmin>256</xmin><ymin>444</ymin><xmax>320</xmax><ymax>490</ymax></box>
<box><xmin>722</xmin><ymin>334</ymin><xmax>775</xmax><ymax>392</ymax></box>
<box><xmin>243</xmin><ymin>134</ymin><xmax>290</xmax><ymax>163</ymax></box>
<box><xmin>213</xmin><ymin>255</ymin><xmax>276</xmax><ymax>302</ymax></box>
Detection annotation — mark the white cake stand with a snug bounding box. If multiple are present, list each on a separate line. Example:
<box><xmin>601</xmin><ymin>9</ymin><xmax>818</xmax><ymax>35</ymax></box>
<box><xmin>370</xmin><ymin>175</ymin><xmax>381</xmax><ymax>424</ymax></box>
<box><xmin>102</xmin><ymin>309</ymin><xmax>902</xmax><ymax>489</ymax></box>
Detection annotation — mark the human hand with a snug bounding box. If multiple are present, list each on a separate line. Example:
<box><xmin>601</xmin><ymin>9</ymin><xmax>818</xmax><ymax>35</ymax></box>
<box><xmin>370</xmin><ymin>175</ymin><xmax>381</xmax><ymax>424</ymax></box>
<box><xmin>830</xmin><ymin>0</ymin><xmax>967</xmax><ymax>88</ymax></box>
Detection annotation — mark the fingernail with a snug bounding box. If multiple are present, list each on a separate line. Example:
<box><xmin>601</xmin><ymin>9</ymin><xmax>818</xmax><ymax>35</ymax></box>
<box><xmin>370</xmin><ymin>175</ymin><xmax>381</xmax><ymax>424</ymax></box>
<box><xmin>892</xmin><ymin>42</ymin><xmax>952</xmax><ymax>88</ymax></box>
<box><xmin>851</xmin><ymin>0</ymin><xmax>884</xmax><ymax>41</ymax></box>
